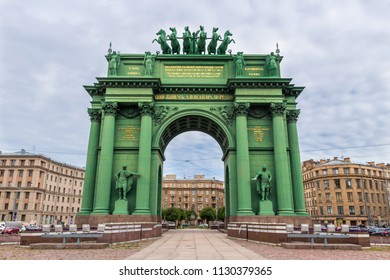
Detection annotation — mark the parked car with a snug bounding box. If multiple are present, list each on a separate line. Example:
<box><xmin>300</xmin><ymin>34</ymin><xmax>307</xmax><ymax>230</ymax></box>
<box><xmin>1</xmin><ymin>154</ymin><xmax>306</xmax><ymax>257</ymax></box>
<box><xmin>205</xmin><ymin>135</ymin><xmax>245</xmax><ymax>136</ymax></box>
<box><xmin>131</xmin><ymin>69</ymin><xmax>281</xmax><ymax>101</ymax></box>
<box><xmin>25</xmin><ymin>225</ymin><xmax>41</xmax><ymax>231</ymax></box>
<box><xmin>349</xmin><ymin>226</ymin><xmax>361</xmax><ymax>232</ymax></box>
<box><xmin>1</xmin><ymin>227</ymin><xmax>20</xmax><ymax>235</ymax></box>
<box><xmin>370</xmin><ymin>228</ymin><xmax>389</xmax><ymax>236</ymax></box>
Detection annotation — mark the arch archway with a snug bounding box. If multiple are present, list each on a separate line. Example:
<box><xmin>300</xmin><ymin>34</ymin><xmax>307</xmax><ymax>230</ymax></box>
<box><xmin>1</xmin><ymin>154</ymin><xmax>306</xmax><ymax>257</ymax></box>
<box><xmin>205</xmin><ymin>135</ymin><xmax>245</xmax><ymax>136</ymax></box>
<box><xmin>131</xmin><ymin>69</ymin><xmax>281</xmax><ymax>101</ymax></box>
<box><xmin>152</xmin><ymin>111</ymin><xmax>233</xmax><ymax>222</ymax></box>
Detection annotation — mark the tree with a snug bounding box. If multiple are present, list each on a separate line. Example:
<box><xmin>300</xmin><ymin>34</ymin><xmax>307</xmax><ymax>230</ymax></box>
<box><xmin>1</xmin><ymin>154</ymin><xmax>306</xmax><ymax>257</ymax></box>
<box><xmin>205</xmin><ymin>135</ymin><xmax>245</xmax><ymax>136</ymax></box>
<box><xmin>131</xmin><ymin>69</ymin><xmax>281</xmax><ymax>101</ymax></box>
<box><xmin>217</xmin><ymin>206</ymin><xmax>225</xmax><ymax>221</ymax></box>
<box><xmin>200</xmin><ymin>207</ymin><xmax>216</xmax><ymax>223</ymax></box>
<box><xmin>164</xmin><ymin>207</ymin><xmax>181</xmax><ymax>222</ymax></box>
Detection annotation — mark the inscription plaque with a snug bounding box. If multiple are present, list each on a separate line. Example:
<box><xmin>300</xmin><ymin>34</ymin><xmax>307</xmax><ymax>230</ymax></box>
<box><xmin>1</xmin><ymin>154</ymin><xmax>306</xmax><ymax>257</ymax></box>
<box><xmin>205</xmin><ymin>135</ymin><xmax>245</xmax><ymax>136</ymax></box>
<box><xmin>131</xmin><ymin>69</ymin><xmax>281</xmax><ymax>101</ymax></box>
<box><xmin>164</xmin><ymin>65</ymin><xmax>224</xmax><ymax>79</ymax></box>
<box><xmin>118</xmin><ymin>125</ymin><xmax>140</xmax><ymax>141</ymax></box>
<box><xmin>248</xmin><ymin>126</ymin><xmax>270</xmax><ymax>142</ymax></box>
<box><xmin>154</xmin><ymin>94</ymin><xmax>233</xmax><ymax>101</ymax></box>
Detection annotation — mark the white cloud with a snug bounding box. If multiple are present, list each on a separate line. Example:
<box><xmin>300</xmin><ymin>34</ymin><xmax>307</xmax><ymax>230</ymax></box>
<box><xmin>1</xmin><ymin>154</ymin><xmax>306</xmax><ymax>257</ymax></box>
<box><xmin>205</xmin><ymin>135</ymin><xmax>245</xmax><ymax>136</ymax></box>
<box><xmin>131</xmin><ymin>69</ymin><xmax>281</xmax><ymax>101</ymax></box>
<box><xmin>1</xmin><ymin>0</ymin><xmax>389</xmax><ymax>172</ymax></box>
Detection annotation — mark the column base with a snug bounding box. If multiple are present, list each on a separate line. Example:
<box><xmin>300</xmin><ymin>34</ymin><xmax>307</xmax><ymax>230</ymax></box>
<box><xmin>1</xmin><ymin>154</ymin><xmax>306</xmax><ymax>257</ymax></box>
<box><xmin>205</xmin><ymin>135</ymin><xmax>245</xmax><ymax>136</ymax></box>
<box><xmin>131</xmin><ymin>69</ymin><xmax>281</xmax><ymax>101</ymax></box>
<box><xmin>258</xmin><ymin>200</ymin><xmax>275</xmax><ymax>215</ymax></box>
<box><xmin>113</xmin><ymin>200</ymin><xmax>129</xmax><ymax>215</ymax></box>
<box><xmin>294</xmin><ymin>210</ymin><xmax>309</xmax><ymax>216</ymax></box>
<box><xmin>133</xmin><ymin>208</ymin><xmax>151</xmax><ymax>215</ymax></box>
<box><xmin>77</xmin><ymin>210</ymin><xmax>92</xmax><ymax>216</ymax></box>
<box><xmin>277</xmin><ymin>209</ymin><xmax>296</xmax><ymax>216</ymax></box>
<box><xmin>92</xmin><ymin>208</ymin><xmax>110</xmax><ymax>215</ymax></box>
<box><xmin>236</xmin><ymin>208</ymin><xmax>255</xmax><ymax>216</ymax></box>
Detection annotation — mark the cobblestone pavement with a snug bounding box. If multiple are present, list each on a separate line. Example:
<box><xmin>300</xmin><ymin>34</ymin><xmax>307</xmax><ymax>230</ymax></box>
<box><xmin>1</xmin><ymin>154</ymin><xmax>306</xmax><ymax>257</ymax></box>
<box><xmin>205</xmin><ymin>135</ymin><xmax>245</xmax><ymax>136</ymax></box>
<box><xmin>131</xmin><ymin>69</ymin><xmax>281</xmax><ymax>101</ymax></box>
<box><xmin>1</xmin><ymin>231</ymin><xmax>390</xmax><ymax>260</ymax></box>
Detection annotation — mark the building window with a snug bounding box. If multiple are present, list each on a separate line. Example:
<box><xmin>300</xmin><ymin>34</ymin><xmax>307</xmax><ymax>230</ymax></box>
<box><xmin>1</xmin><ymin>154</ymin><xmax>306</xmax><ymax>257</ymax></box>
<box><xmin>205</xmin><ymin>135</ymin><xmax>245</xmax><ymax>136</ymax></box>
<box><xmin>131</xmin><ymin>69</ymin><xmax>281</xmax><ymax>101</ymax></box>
<box><xmin>10</xmin><ymin>160</ymin><xmax>16</xmax><ymax>166</ymax></box>
<box><xmin>1</xmin><ymin>160</ymin><xmax>6</xmax><ymax>166</ymax></box>
<box><xmin>336</xmin><ymin>192</ymin><xmax>342</xmax><ymax>202</ymax></box>
<box><xmin>349</xmin><ymin>206</ymin><xmax>355</xmax><ymax>215</ymax></box>
<box><xmin>325</xmin><ymin>193</ymin><xmax>331</xmax><ymax>202</ymax></box>
<box><xmin>337</xmin><ymin>206</ymin><xmax>344</xmax><ymax>215</ymax></box>
<box><xmin>24</xmin><ymin>203</ymin><xmax>28</xmax><ymax>210</ymax></box>
<box><xmin>347</xmin><ymin>192</ymin><xmax>353</xmax><ymax>202</ymax></box>
<box><xmin>6</xmin><ymin>192</ymin><xmax>10</xmax><ymax>198</ymax></box>
<box><xmin>354</xmin><ymin>168</ymin><xmax>358</xmax><ymax>174</ymax></box>
<box><xmin>323</xmin><ymin>169</ymin><xmax>328</xmax><ymax>175</ymax></box>
<box><xmin>343</xmin><ymin>168</ymin><xmax>350</xmax><ymax>174</ymax></box>
<box><xmin>332</xmin><ymin>168</ymin><xmax>339</xmax><ymax>175</ymax></box>
<box><xmin>324</xmin><ymin>180</ymin><xmax>329</xmax><ymax>189</ymax></box>
<box><xmin>346</xmin><ymin>179</ymin><xmax>352</xmax><ymax>188</ymax></box>
<box><xmin>9</xmin><ymin>170</ymin><xmax>14</xmax><ymax>177</ymax></box>
<box><xmin>316</xmin><ymin>181</ymin><xmax>321</xmax><ymax>189</ymax></box>
<box><xmin>334</xmin><ymin>179</ymin><xmax>341</xmax><ymax>188</ymax></box>
<box><xmin>356</xmin><ymin>179</ymin><xmax>361</xmax><ymax>188</ymax></box>
<box><xmin>327</xmin><ymin>206</ymin><xmax>332</xmax><ymax>215</ymax></box>
<box><xmin>25</xmin><ymin>192</ymin><xmax>30</xmax><ymax>199</ymax></box>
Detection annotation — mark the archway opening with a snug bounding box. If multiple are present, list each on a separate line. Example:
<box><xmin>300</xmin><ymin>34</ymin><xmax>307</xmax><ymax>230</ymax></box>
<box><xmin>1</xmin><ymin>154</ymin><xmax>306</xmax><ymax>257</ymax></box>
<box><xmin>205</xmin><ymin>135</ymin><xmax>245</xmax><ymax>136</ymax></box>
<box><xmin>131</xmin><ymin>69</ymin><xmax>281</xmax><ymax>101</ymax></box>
<box><xmin>157</xmin><ymin>114</ymin><xmax>230</xmax><ymax>226</ymax></box>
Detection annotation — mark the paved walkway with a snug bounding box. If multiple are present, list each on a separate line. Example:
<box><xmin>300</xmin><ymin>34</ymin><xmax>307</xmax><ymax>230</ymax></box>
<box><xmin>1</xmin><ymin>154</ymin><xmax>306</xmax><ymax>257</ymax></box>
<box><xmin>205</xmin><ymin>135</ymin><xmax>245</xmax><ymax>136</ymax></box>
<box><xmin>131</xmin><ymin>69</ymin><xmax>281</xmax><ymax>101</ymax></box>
<box><xmin>126</xmin><ymin>229</ymin><xmax>266</xmax><ymax>260</ymax></box>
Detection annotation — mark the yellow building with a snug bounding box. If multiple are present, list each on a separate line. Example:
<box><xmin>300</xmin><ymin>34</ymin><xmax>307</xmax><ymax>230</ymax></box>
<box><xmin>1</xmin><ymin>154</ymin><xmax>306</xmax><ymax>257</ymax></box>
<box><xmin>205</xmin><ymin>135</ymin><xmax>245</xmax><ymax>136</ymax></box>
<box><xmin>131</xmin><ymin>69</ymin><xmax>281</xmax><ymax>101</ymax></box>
<box><xmin>303</xmin><ymin>157</ymin><xmax>390</xmax><ymax>226</ymax></box>
<box><xmin>0</xmin><ymin>150</ymin><xmax>84</xmax><ymax>226</ymax></box>
<box><xmin>162</xmin><ymin>174</ymin><xmax>224</xmax><ymax>213</ymax></box>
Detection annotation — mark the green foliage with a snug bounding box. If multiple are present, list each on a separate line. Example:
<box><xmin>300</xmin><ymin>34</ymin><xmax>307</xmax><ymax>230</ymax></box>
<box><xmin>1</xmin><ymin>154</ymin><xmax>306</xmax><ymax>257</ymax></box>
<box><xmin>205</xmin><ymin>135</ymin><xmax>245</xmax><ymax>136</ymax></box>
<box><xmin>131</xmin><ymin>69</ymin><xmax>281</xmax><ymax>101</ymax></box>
<box><xmin>200</xmin><ymin>207</ymin><xmax>216</xmax><ymax>223</ymax></box>
<box><xmin>217</xmin><ymin>206</ymin><xmax>225</xmax><ymax>221</ymax></box>
<box><xmin>164</xmin><ymin>207</ymin><xmax>181</xmax><ymax>222</ymax></box>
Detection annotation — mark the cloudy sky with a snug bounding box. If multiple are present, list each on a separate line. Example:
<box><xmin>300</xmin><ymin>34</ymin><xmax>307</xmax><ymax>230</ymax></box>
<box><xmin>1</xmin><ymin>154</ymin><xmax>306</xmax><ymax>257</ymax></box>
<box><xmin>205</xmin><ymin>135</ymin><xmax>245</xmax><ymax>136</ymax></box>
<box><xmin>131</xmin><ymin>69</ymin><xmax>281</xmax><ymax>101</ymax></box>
<box><xmin>1</xmin><ymin>0</ymin><xmax>389</xmax><ymax>180</ymax></box>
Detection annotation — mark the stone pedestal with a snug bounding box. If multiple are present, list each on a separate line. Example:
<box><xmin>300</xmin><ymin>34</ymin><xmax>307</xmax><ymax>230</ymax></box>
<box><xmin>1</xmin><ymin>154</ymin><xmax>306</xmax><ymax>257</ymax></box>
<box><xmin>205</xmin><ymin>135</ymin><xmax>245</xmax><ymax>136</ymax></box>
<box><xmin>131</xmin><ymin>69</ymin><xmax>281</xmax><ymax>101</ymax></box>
<box><xmin>258</xmin><ymin>200</ymin><xmax>275</xmax><ymax>216</ymax></box>
<box><xmin>113</xmin><ymin>200</ymin><xmax>129</xmax><ymax>215</ymax></box>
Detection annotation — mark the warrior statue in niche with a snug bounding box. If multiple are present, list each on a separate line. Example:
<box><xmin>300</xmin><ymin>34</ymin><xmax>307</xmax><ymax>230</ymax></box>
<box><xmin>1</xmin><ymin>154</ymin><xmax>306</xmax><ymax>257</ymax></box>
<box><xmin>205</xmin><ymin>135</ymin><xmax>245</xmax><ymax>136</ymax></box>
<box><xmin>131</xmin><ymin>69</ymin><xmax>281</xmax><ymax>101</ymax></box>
<box><xmin>252</xmin><ymin>164</ymin><xmax>272</xmax><ymax>201</ymax></box>
<box><xmin>115</xmin><ymin>166</ymin><xmax>139</xmax><ymax>200</ymax></box>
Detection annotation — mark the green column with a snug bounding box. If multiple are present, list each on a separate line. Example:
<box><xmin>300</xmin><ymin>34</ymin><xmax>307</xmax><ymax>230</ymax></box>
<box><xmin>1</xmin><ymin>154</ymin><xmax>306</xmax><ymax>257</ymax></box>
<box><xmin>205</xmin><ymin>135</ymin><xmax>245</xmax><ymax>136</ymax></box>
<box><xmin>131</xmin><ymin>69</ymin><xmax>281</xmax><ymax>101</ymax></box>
<box><xmin>271</xmin><ymin>102</ymin><xmax>295</xmax><ymax>215</ymax></box>
<box><xmin>234</xmin><ymin>103</ymin><xmax>255</xmax><ymax>216</ymax></box>
<box><xmin>133</xmin><ymin>102</ymin><xmax>154</xmax><ymax>215</ymax></box>
<box><xmin>92</xmin><ymin>102</ymin><xmax>119</xmax><ymax>214</ymax></box>
<box><xmin>79</xmin><ymin>108</ymin><xmax>101</xmax><ymax>215</ymax></box>
<box><xmin>287</xmin><ymin>110</ymin><xmax>308</xmax><ymax>216</ymax></box>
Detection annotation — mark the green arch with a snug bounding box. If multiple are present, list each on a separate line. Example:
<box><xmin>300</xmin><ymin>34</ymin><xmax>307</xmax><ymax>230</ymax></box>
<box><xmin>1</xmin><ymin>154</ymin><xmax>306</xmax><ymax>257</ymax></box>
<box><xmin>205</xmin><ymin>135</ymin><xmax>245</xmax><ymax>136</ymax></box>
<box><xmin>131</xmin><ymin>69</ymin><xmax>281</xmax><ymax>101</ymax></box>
<box><xmin>153</xmin><ymin>108</ymin><xmax>235</xmax><ymax>155</ymax></box>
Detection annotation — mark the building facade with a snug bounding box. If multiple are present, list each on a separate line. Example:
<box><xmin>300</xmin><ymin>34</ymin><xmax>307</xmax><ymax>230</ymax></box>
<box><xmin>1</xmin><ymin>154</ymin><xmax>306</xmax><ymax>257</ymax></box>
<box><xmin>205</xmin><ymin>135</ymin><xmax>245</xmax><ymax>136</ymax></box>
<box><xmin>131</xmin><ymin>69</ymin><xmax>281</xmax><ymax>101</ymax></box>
<box><xmin>303</xmin><ymin>157</ymin><xmax>390</xmax><ymax>226</ymax></box>
<box><xmin>0</xmin><ymin>150</ymin><xmax>85</xmax><ymax>226</ymax></box>
<box><xmin>162</xmin><ymin>175</ymin><xmax>224</xmax><ymax>214</ymax></box>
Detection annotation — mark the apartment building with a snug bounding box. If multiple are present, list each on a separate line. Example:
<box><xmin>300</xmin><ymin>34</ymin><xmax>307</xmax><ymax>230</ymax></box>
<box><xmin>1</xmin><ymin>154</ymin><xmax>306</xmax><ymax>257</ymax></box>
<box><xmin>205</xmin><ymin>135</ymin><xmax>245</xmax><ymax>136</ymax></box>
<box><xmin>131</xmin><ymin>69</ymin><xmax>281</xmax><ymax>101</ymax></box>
<box><xmin>0</xmin><ymin>149</ymin><xmax>84</xmax><ymax>226</ymax></box>
<box><xmin>302</xmin><ymin>157</ymin><xmax>390</xmax><ymax>226</ymax></box>
<box><xmin>162</xmin><ymin>174</ymin><xmax>224</xmax><ymax>213</ymax></box>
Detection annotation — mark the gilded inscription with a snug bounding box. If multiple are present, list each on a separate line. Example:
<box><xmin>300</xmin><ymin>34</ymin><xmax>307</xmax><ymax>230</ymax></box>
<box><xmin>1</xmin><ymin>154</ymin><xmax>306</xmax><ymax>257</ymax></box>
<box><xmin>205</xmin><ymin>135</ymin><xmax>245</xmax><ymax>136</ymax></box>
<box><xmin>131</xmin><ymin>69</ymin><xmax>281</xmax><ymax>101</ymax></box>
<box><xmin>248</xmin><ymin>126</ymin><xmax>270</xmax><ymax>142</ymax></box>
<box><xmin>154</xmin><ymin>94</ymin><xmax>233</xmax><ymax>101</ymax></box>
<box><xmin>164</xmin><ymin>65</ymin><xmax>224</xmax><ymax>78</ymax></box>
<box><xmin>118</xmin><ymin>126</ymin><xmax>140</xmax><ymax>141</ymax></box>
<box><xmin>244</xmin><ymin>66</ymin><xmax>264</xmax><ymax>77</ymax></box>
<box><xmin>127</xmin><ymin>66</ymin><xmax>142</xmax><ymax>76</ymax></box>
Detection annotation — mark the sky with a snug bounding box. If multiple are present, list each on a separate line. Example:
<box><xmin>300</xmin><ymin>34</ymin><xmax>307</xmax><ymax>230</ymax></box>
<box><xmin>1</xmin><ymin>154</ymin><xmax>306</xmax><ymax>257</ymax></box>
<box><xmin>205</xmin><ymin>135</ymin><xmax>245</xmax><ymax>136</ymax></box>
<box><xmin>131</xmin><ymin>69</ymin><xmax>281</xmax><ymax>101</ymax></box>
<box><xmin>1</xmin><ymin>0</ymin><xmax>390</xmax><ymax>181</ymax></box>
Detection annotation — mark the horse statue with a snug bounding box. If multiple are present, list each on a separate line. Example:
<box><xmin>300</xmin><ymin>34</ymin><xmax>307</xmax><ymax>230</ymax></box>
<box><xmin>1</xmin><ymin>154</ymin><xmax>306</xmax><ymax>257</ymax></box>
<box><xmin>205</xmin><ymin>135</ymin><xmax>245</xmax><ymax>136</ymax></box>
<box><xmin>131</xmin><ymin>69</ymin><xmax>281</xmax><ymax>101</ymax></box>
<box><xmin>182</xmin><ymin>26</ymin><xmax>192</xmax><ymax>54</ymax></box>
<box><xmin>168</xmin><ymin>27</ymin><xmax>180</xmax><ymax>55</ymax></box>
<box><xmin>207</xmin><ymin>27</ymin><xmax>221</xmax><ymax>55</ymax></box>
<box><xmin>152</xmin><ymin>29</ymin><xmax>172</xmax><ymax>54</ymax></box>
<box><xmin>217</xmin><ymin>30</ymin><xmax>235</xmax><ymax>55</ymax></box>
<box><xmin>196</xmin><ymin>25</ymin><xmax>207</xmax><ymax>54</ymax></box>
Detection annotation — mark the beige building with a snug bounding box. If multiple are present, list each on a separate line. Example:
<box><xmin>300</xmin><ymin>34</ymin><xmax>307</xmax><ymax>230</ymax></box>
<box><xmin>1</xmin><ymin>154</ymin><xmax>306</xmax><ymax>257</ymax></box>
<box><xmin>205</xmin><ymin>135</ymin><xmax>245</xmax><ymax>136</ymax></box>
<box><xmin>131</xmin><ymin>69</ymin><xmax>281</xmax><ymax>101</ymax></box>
<box><xmin>302</xmin><ymin>157</ymin><xmax>390</xmax><ymax>226</ymax></box>
<box><xmin>0</xmin><ymin>149</ymin><xmax>84</xmax><ymax>226</ymax></box>
<box><xmin>162</xmin><ymin>174</ymin><xmax>224</xmax><ymax>213</ymax></box>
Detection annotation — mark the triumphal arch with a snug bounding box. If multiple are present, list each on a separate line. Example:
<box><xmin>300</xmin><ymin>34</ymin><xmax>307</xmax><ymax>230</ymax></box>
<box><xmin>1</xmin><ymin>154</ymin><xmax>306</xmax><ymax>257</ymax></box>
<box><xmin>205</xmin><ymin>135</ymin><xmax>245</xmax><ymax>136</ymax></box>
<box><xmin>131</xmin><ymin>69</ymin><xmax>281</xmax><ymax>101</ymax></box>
<box><xmin>77</xmin><ymin>27</ymin><xmax>311</xmax><ymax>243</ymax></box>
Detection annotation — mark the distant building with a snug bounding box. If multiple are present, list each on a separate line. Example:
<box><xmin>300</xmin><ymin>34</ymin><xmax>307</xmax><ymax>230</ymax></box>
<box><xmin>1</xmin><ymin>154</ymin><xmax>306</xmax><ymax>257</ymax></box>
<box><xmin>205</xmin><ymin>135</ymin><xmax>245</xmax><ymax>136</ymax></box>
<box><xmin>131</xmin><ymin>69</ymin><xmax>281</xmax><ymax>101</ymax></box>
<box><xmin>0</xmin><ymin>149</ymin><xmax>84</xmax><ymax>226</ymax></box>
<box><xmin>162</xmin><ymin>174</ymin><xmax>224</xmax><ymax>213</ymax></box>
<box><xmin>302</xmin><ymin>157</ymin><xmax>390</xmax><ymax>226</ymax></box>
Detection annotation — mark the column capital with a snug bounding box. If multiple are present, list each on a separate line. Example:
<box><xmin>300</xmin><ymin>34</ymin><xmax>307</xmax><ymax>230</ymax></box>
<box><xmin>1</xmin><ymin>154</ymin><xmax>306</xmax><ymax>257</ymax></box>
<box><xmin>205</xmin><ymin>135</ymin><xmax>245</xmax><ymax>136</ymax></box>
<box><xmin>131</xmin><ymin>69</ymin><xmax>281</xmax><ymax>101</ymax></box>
<box><xmin>87</xmin><ymin>108</ymin><xmax>102</xmax><ymax>121</ymax></box>
<box><xmin>138</xmin><ymin>102</ymin><xmax>155</xmax><ymax>116</ymax></box>
<box><xmin>287</xmin><ymin>109</ymin><xmax>300</xmax><ymax>122</ymax></box>
<box><xmin>102</xmin><ymin>102</ymin><xmax>119</xmax><ymax>116</ymax></box>
<box><xmin>234</xmin><ymin>102</ymin><xmax>250</xmax><ymax>116</ymax></box>
<box><xmin>270</xmin><ymin>102</ymin><xmax>286</xmax><ymax>117</ymax></box>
